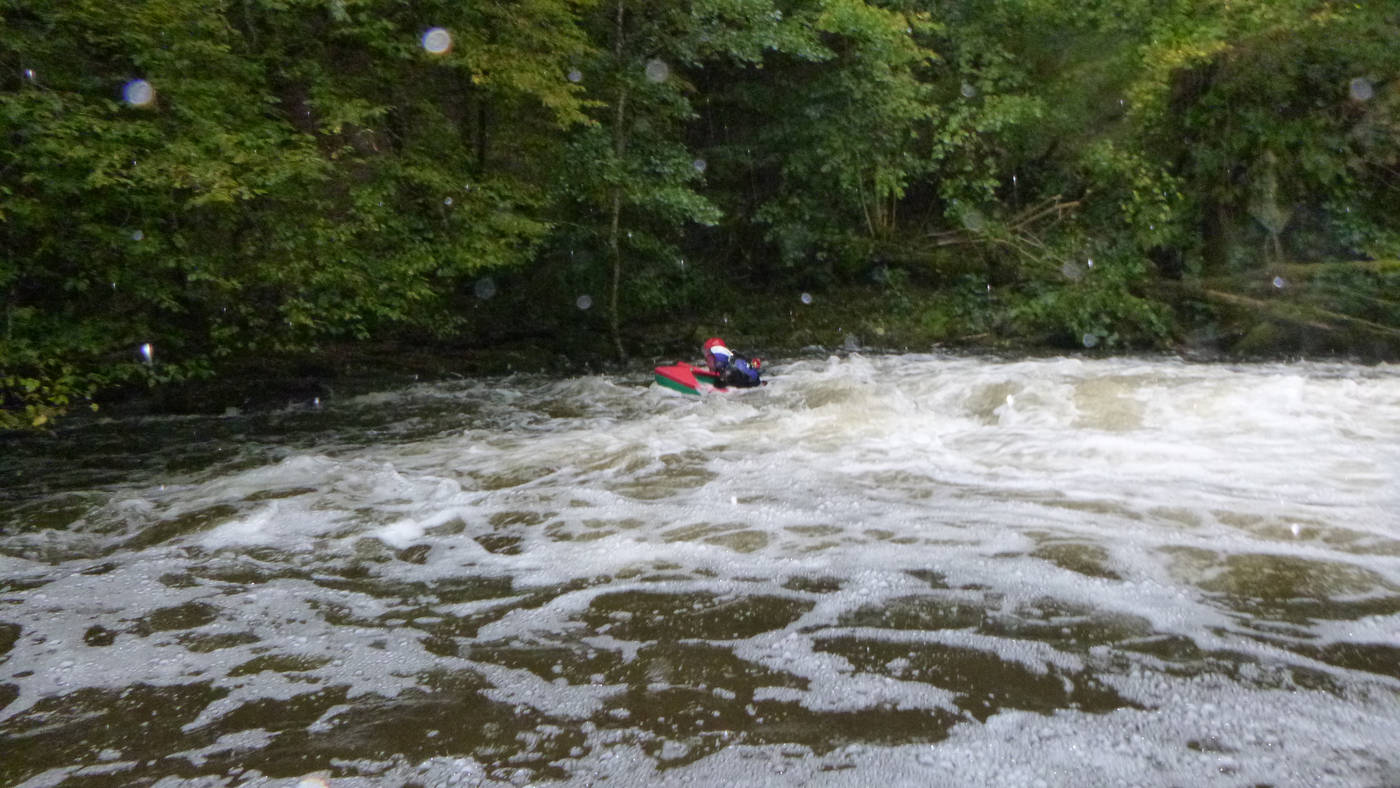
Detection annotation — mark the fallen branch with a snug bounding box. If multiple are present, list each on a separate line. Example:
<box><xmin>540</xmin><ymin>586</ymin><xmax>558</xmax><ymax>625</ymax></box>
<box><xmin>923</xmin><ymin>197</ymin><xmax>1083</xmax><ymax>270</ymax></box>
<box><xmin>1178</xmin><ymin>285</ymin><xmax>1400</xmax><ymax>339</ymax></box>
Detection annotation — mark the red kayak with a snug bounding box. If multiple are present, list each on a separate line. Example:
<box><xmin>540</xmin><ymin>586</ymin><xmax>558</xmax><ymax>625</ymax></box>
<box><xmin>653</xmin><ymin>361</ymin><xmax>768</xmax><ymax>396</ymax></box>
<box><xmin>653</xmin><ymin>362</ymin><xmax>722</xmax><ymax>396</ymax></box>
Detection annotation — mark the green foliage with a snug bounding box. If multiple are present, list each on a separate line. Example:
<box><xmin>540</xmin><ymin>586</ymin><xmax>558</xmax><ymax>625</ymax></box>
<box><xmin>1</xmin><ymin>0</ymin><xmax>594</xmax><ymax>423</ymax></box>
<box><xmin>0</xmin><ymin>359</ymin><xmax>96</xmax><ymax>430</ymax></box>
<box><xmin>1008</xmin><ymin>265</ymin><xmax>1173</xmax><ymax>350</ymax></box>
<box><xmin>5</xmin><ymin>0</ymin><xmax>1399</xmax><ymax>427</ymax></box>
<box><xmin>703</xmin><ymin>0</ymin><xmax>934</xmax><ymax>271</ymax></box>
<box><xmin>1122</xmin><ymin>0</ymin><xmax>1400</xmax><ymax>269</ymax></box>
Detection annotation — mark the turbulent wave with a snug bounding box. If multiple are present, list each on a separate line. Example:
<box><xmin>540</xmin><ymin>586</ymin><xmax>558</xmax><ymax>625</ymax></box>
<box><xmin>2</xmin><ymin>355</ymin><xmax>1398</xmax><ymax>785</ymax></box>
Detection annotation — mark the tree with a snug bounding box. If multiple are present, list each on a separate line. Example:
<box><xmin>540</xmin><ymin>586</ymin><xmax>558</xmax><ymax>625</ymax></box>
<box><xmin>1</xmin><ymin>0</ymin><xmax>595</xmax><ymax>425</ymax></box>
<box><xmin>693</xmin><ymin>0</ymin><xmax>934</xmax><ymax>284</ymax></box>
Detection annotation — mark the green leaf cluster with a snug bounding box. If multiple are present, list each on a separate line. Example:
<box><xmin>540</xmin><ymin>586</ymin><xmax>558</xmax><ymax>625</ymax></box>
<box><xmin>4</xmin><ymin>0</ymin><xmax>1399</xmax><ymax>426</ymax></box>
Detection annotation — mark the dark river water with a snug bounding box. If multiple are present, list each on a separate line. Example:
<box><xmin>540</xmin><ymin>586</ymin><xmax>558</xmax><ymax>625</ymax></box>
<box><xmin>2</xmin><ymin>354</ymin><xmax>1398</xmax><ymax>786</ymax></box>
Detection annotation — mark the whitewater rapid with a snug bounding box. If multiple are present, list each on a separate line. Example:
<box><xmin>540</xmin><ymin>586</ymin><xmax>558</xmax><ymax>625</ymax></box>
<box><xmin>1</xmin><ymin>354</ymin><xmax>1397</xmax><ymax>786</ymax></box>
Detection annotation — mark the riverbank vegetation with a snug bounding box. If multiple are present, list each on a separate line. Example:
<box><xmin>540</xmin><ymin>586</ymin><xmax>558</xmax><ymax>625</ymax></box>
<box><xmin>3</xmin><ymin>0</ymin><xmax>1398</xmax><ymax>427</ymax></box>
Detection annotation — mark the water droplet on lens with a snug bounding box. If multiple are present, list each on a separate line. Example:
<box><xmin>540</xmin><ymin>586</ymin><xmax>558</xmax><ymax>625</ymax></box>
<box><xmin>800</xmin><ymin>292</ymin><xmax>813</xmax><ymax>305</ymax></box>
<box><xmin>474</xmin><ymin>277</ymin><xmax>497</xmax><ymax>300</ymax></box>
<box><xmin>960</xmin><ymin>82</ymin><xmax>976</xmax><ymax>98</ymax></box>
<box><xmin>123</xmin><ymin>79</ymin><xmax>155</xmax><ymax>107</ymax></box>
<box><xmin>1272</xmin><ymin>276</ymin><xmax>1286</xmax><ymax>289</ymax></box>
<box><xmin>568</xmin><ymin>69</ymin><xmax>583</xmax><ymax>83</ymax></box>
<box><xmin>645</xmin><ymin>59</ymin><xmax>670</xmax><ymax>83</ymax></box>
<box><xmin>422</xmin><ymin>27</ymin><xmax>452</xmax><ymax>54</ymax></box>
<box><xmin>693</xmin><ymin>159</ymin><xmax>706</xmax><ymax>173</ymax></box>
<box><xmin>1082</xmin><ymin>333</ymin><xmax>1099</xmax><ymax>348</ymax></box>
<box><xmin>576</xmin><ymin>294</ymin><xmax>593</xmax><ymax>310</ymax></box>
<box><xmin>1349</xmin><ymin>77</ymin><xmax>1373</xmax><ymax>102</ymax></box>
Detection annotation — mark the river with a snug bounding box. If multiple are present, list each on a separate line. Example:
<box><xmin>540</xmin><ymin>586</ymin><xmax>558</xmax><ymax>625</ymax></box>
<box><xmin>2</xmin><ymin>354</ymin><xmax>1398</xmax><ymax>786</ymax></box>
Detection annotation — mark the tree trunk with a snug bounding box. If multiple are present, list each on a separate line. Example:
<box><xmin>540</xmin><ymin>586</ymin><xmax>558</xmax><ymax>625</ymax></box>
<box><xmin>607</xmin><ymin>0</ymin><xmax>629</xmax><ymax>362</ymax></box>
<box><xmin>475</xmin><ymin>103</ymin><xmax>489</xmax><ymax>173</ymax></box>
<box><xmin>608</xmin><ymin>187</ymin><xmax>626</xmax><ymax>361</ymax></box>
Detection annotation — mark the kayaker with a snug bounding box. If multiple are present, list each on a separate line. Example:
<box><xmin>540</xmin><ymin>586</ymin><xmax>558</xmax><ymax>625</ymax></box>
<box><xmin>702</xmin><ymin>337</ymin><xmax>762</xmax><ymax>388</ymax></box>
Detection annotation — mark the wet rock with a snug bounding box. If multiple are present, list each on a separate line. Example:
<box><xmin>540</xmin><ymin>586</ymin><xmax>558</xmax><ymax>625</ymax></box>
<box><xmin>83</xmin><ymin>625</ymin><xmax>117</xmax><ymax>647</ymax></box>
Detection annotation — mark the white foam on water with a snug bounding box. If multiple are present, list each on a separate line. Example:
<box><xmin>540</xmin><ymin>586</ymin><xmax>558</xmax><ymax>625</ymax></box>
<box><xmin>3</xmin><ymin>355</ymin><xmax>1398</xmax><ymax>783</ymax></box>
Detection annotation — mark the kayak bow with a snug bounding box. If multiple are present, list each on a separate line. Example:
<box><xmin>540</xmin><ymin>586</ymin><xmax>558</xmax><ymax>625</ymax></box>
<box><xmin>653</xmin><ymin>362</ymin><xmax>720</xmax><ymax>396</ymax></box>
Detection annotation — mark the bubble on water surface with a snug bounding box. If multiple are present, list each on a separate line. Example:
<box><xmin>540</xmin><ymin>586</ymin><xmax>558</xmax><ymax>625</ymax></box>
<box><xmin>1349</xmin><ymin>77</ymin><xmax>1373</xmax><ymax>102</ymax></box>
<box><xmin>576</xmin><ymin>294</ymin><xmax>593</xmax><ymax>310</ymax></box>
<box><xmin>800</xmin><ymin>292</ymin><xmax>813</xmax><ymax>305</ymax></box>
<box><xmin>645</xmin><ymin>59</ymin><xmax>670</xmax><ymax>83</ymax></box>
<box><xmin>568</xmin><ymin>69</ymin><xmax>583</xmax><ymax>83</ymax></box>
<box><xmin>122</xmin><ymin>79</ymin><xmax>155</xmax><ymax>107</ymax></box>
<box><xmin>421</xmin><ymin>27</ymin><xmax>452</xmax><ymax>54</ymax></box>
<box><xmin>474</xmin><ymin>277</ymin><xmax>497</xmax><ymax>300</ymax></box>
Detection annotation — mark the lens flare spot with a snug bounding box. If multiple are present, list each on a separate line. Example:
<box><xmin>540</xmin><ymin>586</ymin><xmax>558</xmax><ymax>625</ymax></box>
<box><xmin>960</xmin><ymin>82</ymin><xmax>977</xmax><ymax>98</ymax></box>
<box><xmin>474</xmin><ymin>277</ymin><xmax>497</xmax><ymax>300</ymax></box>
<box><xmin>645</xmin><ymin>59</ymin><xmax>670</xmax><ymax>83</ymax></box>
<box><xmin>1082</xmin><ymin>333</ymin><xmax>1100</xmax><ymax>348</ymax></box>
<box><xmin>576</xmin><ymin>294</ymin><xmax>593</xmax><ymax>310</ymax></box>
<box><xmin>568</xmin><ymin>69</ymin><xmax>583</xmax><ymax>83</ymax></box>
<box><xmin>123</xmin><ymin>79</ymin><xmax>155</xmax><ymax>107</ymax></box>
<box><xmin>1349</xmin><ymin>77</ymin><xmax>1373</xmax><ymax>102</ymax></box>
<box><xmin>131</xmin><ymin>230</ymin><xmax>145</xmax><ymax>242</ymax></box>
<box><xmin>693</xmin><ymin>159</ymin><xmax>707</xmax><ymax>173</ymax></box>
<box><xmin>800</xmin><ymin>292</ymin><xmax>813</xmax><ymax>305</ymax></box>
<box><xmin>421</xmin><ymin>27</ymin><xmax>452</xmax><ymax>55</ymax></box>
<box><xmin>443</xmin><ymin>196</ymin><xmax>453</xmax><ymax>206</ymax></box>
<box><xmin>1272</xmin><ymin>276</ymin><xmax>1287</xmax><ymax>289</ymax></box>
<box><xmin>139</xmin><ymin>343</ymin><xmax>155</xmax><ymax>364</ymax></box>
